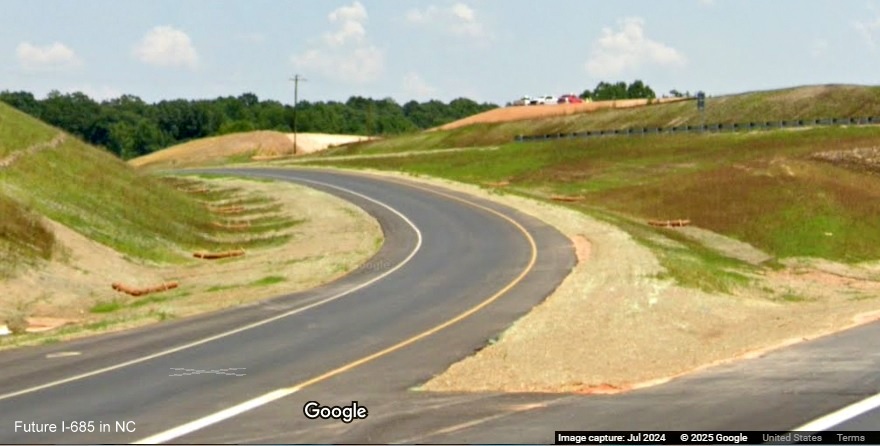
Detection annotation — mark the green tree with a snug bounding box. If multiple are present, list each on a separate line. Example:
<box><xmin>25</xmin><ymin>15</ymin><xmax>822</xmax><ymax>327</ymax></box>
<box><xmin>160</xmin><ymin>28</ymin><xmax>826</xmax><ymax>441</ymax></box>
<box><xmin>586</xmin><ymin>80</ymin><xmax>657</xmax><ymax>100</ymax></box>
<box><xmin>626</xmin><ymin>80</ymin><xmax>655</xmax><ymax>99</ymax></box>
<box><xmin>591</xmin><ymin>81</ymin><xmax>628</xmax><ymax>100</ymax></box>
<box><xmin>0</xmin><ymin>91</ymin><xmax>41</xmax><ymax>117</ymax></box>
<box><xmin>218</xmin><ymin>120</ymin><xmax>256</xmax><ymax>134</ymax></box>
<box><xmin>1</xmin><ymin>89</ymin><xmax>502</xmax><ymax>158</ymax></box>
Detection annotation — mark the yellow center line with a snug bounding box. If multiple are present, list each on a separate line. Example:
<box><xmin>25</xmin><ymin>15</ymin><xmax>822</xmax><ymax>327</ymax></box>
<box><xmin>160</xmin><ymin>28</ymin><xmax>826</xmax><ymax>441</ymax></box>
<box><xmin>136</xmin><ymin>169</ymin><xmax>541</xmax><ymax>444</ymax></box>
<box><xmin>286</xmin><ymin>173</ymin><xmax>538</xmax><ymax>391</ymax></box>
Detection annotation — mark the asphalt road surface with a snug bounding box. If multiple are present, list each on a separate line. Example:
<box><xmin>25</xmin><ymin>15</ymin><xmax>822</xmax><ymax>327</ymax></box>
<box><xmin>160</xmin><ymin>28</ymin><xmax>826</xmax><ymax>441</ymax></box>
<box><xmin>0</xmin><ymin>168</ymin><xmax>878</xmax><ymax>444</ymax></box>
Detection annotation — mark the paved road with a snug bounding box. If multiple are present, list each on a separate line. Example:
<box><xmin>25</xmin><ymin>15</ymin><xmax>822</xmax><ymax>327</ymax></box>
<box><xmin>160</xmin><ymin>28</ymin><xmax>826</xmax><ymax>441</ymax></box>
<box><xmin>1</xmin><ymin>168</ymin><xmax>878</xmax><ymax>444</ymax></box>
<box><xmin>0</xmin><ymin>168</ymin><xmax>575</xmax><ymax>444</ymax></box>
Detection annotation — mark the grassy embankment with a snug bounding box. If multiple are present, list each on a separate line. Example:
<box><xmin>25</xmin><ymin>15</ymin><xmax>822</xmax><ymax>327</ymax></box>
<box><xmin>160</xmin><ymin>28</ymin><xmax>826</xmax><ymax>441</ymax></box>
<box><xmin>0</xmin><ymin>100</ymin><xmax>302</xmax><ymax>325</ymax></box>
<box><xmin>302</xmin><ymin>85</ymin><xmax>880</xmax><ymax>293</ymax></box>
<box><xmin>1</xmin><ymin>100</ymin><xmax>308</xmax><ymax>340</ymax></box>
<box><xmin>322</xmin><ymin>84</ymin><xmax>880</xmax><ymax>155</ymax></box>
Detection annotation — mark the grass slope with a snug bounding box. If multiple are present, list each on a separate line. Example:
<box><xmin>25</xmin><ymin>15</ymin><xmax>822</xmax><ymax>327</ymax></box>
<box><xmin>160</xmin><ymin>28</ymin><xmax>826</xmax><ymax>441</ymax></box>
<box><xmin>0</xmin><ymin>101</ymin><xmax>234</xmax><ymax>273</ymax></box>
<box><xmin>0</xmin><ymin>103</ymin><xmax>58</xmax><ymax>158</ymax></box>
<box><xmin>304</xmin><ymin>85</ymin><xmax>880</xmax><ymax>269</ymax></box>
<box><xmin>324</xmin><ymin>84</ymin><xmax>880</xmax><ymax>156</ymax></box>
<box><xmin>0</xmin><ymin>194</ymin><xmax>55</xmax><ymax>277</ymax></box>
<box><xmin>0</xmin><ymin>104</ymin><xmax>62</xmax><ymax>277</ymax></box>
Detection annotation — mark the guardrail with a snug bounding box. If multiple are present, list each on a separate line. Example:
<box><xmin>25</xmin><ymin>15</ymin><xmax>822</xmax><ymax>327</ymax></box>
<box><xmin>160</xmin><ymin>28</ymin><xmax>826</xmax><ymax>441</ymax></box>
<box><xmin>514</xmin><ymin>117</ymin><xmax>880</xmax><ymax>142</ymax></box>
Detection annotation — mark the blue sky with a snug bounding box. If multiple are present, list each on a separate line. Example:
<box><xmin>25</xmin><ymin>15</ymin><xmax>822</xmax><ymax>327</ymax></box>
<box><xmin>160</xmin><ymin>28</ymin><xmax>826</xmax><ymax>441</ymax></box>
<box><xmin>2</xmin><ymin>0</ymin><xmax>880</xmax><ymax>105</ymax></box>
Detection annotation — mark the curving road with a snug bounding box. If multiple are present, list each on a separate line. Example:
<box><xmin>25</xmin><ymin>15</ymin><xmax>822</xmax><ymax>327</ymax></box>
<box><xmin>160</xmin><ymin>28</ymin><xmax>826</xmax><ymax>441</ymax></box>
<box><xmin>0</xmin><ymin>168</ymin><xmax>575</xmax><ymax>444</ymax></box>
<box><xmin>1</xmin><ymin>168</ymin><xmax>879</xmax><ymax>444</ymax></box>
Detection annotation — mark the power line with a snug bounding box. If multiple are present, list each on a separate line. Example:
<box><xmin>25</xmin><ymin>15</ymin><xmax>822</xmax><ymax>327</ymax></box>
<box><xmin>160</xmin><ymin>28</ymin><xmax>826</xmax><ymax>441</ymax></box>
<box><xmin>289</xmin><ymin>74</ymin><xmax>307</xmax><ymax>155</ymax></box>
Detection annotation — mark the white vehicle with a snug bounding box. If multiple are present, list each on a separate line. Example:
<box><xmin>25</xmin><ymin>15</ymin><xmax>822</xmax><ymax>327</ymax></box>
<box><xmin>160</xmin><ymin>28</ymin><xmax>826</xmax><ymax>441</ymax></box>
<box><xmin>513</xmin><ymin>95</ymin><xmax>536</xmax><ymax>106</ymax></box>
<box><xmin>535</xmin><ymin>95</ymin><xmax>557</xmax><ymax>105</ymax></box>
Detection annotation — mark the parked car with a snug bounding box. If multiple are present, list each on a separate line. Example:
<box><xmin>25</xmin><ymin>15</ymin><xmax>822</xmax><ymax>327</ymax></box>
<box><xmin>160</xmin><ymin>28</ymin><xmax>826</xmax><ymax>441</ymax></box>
<box><xmin>512</xmin><ymin>95</ymin><xmax>537</xmax><ymax>106</ymax></box>
<box><xmin>535</xmin><ymin>95</ymin><xmax>557</xmax><ymax>105</ymax></box>
<box><xmin>558</xmin><ymin>94</ymin><xmax>584</xmax><ymax>104</ymax></box>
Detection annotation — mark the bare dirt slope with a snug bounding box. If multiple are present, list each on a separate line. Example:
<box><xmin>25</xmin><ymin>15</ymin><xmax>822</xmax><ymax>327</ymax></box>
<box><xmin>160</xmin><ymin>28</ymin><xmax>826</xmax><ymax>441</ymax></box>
<box><xmin>433</xmin><ymin>97</ymin><xmax>689</xmax><ymax>131</ymax></box>
<box><xmin>0</xmin><ymin>176</ymin><xmax>382</xmax><ymax>346</ymax></box>
<box><xmin>327</xmin><ymin>169</ymin><xmax>880</xmax><ymax>394</ymax></box>
<box><xmin>281</xmin><ymin>133</ymin><xmax>377</xmax><ymax>155</ymax></box>
<box><xmin>129</xmin><ymin>131</ymin><xmax>374</xmax><ymax>169</ymax></box>
<box><xmin>130</xmin><ymin>131</ymin><xmax>295</xmax><ymax>169</ymax></box>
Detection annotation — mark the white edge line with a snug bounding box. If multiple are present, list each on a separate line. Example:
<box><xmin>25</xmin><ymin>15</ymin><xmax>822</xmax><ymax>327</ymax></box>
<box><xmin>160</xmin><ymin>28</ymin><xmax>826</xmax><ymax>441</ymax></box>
<box><xmin>132</xmin><ymin>169</ymin><xmax>880</xmax><ymax>442</ymax></box>
<box><xmin>135</xmin><ymin>169</ymin><xmax>541</xmax><ymax>444</ymax></box>
<box><xmin>133</xmin><ymin>388</ymin><xmax>297</xmax><ymax>444</ymax></box>
<box><xmin>792</xmin><ymin>392</ymin><xmax>880</xmax><ymax>432</ymax></box>
<box><xmin>0</xmin><ymin>175</ymin><xmax>423</xmax><ymax>402</ymax></box>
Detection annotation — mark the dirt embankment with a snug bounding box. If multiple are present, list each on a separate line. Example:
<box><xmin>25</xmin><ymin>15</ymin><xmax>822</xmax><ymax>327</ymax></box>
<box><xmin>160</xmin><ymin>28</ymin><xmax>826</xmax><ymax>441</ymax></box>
<box><xmin>0</xmin><ymin>177</ymin><xmax>383</xmax><ymax>345</ymax></box>
<box><xmin>130</xmin><ymin>131</ymin><xmax>375</xmax><ymax>169</ymax></box>
<box><xmin>130</xmin><ymin>131</ymin><xmax>296</xmax><ymax>169</ymax></box>
<box><xmin>276</xmin><ymin>133</ymin><xmax>378</xmax><ymax>156</ymax></box>
<box><xmin>433</xmin><ymin>98</ymin><xmax>689</xmax><ymax>131</ymax></box>
<box><xmin>811</xmin><ymin>146</ymin><xmax>880</xmax><ymax>175</ymax></box>
<box><xmin>340</xmin><ymin>170</ymin><xmax>880</xmax><ymax>394</ymax></box>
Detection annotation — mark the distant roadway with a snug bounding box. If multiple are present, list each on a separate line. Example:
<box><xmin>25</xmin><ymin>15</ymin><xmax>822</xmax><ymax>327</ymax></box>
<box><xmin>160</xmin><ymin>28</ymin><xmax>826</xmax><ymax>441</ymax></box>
<box><xmin>0</xmin><ymin>168</ymin><xmax>878</xmax><ymax>444</ymax></box>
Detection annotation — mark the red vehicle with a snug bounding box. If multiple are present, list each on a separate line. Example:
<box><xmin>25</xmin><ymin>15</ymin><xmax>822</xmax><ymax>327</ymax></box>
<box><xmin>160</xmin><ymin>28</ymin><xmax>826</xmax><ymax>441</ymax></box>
<box><xmin>557</xmin><ymin>94</ymin><xmax>584</xmax><ymax>104</ymax></box>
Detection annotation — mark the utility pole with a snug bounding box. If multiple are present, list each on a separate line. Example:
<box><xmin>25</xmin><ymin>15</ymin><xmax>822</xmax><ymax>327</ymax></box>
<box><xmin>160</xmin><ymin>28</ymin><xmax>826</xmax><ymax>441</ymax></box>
<box><xmin>366</xmin><ymin>101</ymin><xmax>375</xmax><ymax>136</ymax></box>
<box><xmin>696</xmin><ymin>91</ymin><xmax>706</xmax><ymax>133</ymax></box>
<box><xmin>289</xmin><ymin>74</ymin><xmax>307</xmax><ymax>155</ymax></box>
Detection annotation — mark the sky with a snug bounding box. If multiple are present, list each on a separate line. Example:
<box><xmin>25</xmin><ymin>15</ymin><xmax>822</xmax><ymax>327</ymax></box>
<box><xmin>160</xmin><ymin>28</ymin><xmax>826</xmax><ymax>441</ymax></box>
<box><xmin>2</xmin><ymin>0</ymin><xmax>880</xmax><ymax>105</ymax></box>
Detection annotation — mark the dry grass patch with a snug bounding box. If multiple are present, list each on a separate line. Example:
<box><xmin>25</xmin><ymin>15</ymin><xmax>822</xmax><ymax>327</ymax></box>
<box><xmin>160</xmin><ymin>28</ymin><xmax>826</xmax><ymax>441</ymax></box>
<box><xmin>0</xmin><ymin>176</ymin><xmax>383</xmax><ymax>349</ymax></box>
<box><xmin>129</xmin><ymin>131</ymin><xmax>296</xmax><ymax>170</ymax></box>
<box><xmin>308</xmin><ymin>169</ymin><xmax>880</xmax><ymax>394</ymax></box>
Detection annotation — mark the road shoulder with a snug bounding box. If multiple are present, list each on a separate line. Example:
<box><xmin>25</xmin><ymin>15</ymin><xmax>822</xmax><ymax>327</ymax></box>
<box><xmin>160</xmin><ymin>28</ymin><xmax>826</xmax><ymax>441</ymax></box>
<box><xmin>0</xmin><ymin>176</ymin><xmax>383</xmax><ymax>349</ymax></box>
<box><xmin>318</xmin><ymin>167</ymin><xmax>880</xmax><ymax>393</ymax></box>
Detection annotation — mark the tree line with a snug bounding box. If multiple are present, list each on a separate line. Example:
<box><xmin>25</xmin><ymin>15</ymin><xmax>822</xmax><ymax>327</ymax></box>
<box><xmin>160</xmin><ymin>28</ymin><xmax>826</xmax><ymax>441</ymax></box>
<box><xmin>577</xmin><ymin>80</ymin><xmax>699</xmax><ymax>102</ymax></box>
<box><xmin>0</xmin><ymin>80</ymin><xmax>670</xmax><ymax>160</ymax></box>
<box><xmin>580</xmin><ymin>80</ymin><xmax>657</xmax><ymax>101</ymax></box>
<box><xmin>0</xmin><ymin>90</ymin><xmax>497</xmax><ymax>159</ymax></box>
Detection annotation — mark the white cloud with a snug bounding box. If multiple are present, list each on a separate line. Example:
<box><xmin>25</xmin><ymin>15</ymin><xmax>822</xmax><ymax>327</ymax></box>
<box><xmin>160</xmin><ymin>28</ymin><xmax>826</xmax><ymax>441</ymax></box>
<box><xmin>403</xmin><ymin>72</ymin><xmax>438</xmax><ymax>99</ymax></box>
<box><xmin>133</xmin><ymin>25</ymin><xmax>199</xmax><ymax>69</ymax></box>
<box><xmin>405</xmin><ymin>2</ymin><xmax>488</xmax><ymax>38</ymax></box>
<box><xmin>585</xmin><ymin>17</ymin><xmax>686</xmax><ymax>77</ymax></box>
<box><xmin>329</xmin><ymin>1</ymin><xmax>367</xmax><ymax>23</ymax></box>
<box><xmin>16</xmin><ymin>42</ymin><xmax>82</xmax><ymax>71</ymax></box>
<box><xmin>325</xmin><ymin>19</ymin><xmax>366</xmax><ymax>46</ymax></box>
<box><xmin>325</xmin><ymin>1</ymin><xmax>368</xmax><ymax>46</ymax></box>
<box><xmin>451</xmin><ymin>3</ymin><xmax>475</xmax><ymax>22</ymax></box>
<box><xmin>292</xmin><ymin>1</ymin><xmax>384</xmax><ymax>84</ymax></box>
<box><xmin>405</xmin><ymin>5</ymin><xmax>438</xmax><ymax>23</ymax></box>
<box><xmin>293</xmin><ymin>46</ymin><xmax>384</xmax><ymax>85</ymax></box>
<box><xmin>697</xmin><ymin>0</ymin><xmax>715</xmax><ymax>6</ymax></box>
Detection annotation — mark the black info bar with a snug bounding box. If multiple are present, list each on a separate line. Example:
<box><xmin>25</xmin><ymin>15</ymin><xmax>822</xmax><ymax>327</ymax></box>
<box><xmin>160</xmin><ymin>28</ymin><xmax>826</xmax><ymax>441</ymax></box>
<box><xmin>555</xmin><ymin>431</ymin><xmax>876</xmax><ymax>445</ymax></box>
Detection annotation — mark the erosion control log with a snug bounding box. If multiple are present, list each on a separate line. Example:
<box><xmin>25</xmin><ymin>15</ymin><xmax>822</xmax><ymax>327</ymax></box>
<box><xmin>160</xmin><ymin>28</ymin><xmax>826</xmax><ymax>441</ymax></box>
<box><xmin>193</xmin><ymin>249</ymin><xmax>246</xmax><ymax>259</ymax></box>
<box><xmin>648</xmin><ymin>219</ymin><xmax>691</xmax><ymax>227</ymax></box>
<box><xmin>112</xmin><ymin>281</ymin><xmax>179</xmax><ymax>297</ymax></box>
<box><xmin>551</xmin><ymin>195</ymin><xmax>585</xmax><ymax>202</ymax></box>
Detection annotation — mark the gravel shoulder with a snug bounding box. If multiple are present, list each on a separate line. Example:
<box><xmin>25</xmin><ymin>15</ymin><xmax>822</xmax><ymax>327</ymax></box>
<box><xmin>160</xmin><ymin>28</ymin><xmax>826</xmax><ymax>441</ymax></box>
<box><xmin>311</xmin><ymin>167</ymin><xmax>880</xmax><ymax>393</ymax></box>
<box><xmin>0</xmin><ymin>176</ymin><xmax>382</xmax><ymax>347</ymax></box>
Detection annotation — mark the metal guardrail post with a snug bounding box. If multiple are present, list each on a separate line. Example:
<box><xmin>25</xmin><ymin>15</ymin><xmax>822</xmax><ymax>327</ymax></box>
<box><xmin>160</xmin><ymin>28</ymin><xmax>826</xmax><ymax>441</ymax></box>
<box><xmin>511</xmin><ymin>114</ymin><xmax>879</xmax><ymax>143</ymax></box>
